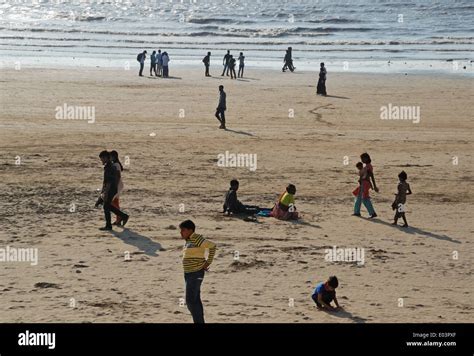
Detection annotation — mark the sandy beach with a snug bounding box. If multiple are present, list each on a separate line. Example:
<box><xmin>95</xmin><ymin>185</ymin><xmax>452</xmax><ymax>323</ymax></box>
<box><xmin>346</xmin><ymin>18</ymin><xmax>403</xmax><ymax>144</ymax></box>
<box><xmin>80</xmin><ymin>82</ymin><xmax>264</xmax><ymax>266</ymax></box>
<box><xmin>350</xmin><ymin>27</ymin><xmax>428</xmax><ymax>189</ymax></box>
<box><xmin>0</xmin><ymin>66</ymin><xmax>472</xmax><ymax>323</ymax></box>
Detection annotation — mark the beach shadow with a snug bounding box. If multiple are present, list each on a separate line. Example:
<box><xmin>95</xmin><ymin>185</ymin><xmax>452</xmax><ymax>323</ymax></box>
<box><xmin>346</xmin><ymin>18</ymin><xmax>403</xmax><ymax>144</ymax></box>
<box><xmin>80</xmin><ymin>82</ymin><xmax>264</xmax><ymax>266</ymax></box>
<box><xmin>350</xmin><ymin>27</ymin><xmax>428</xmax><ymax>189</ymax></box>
<box><xmin>110</xmin><ymin>228</ymin><xmax>162</xmax><ymax>256</ymax></box>
<box><xmin>321</xmin><ymin>308</ymin><xmax>367</xmax><ymax>323</ymax></box>
<box><xmin>224</xmin><ymin>128</ymin><xmax>255</xmax><ymax>137</ymax></box>
<box><xmin>236</xmin><ymin>78</ymin><xmax>251</xmax><ymax>82</ymax></box>
<box><xmin>364</xmin><ymin>218</ymin><xmax>461</xmax><ymax>244</ymax></box>
<box><xmin>326</xmin><ymin>95</ymin><xmax>350</xmax><ymax>99</ymax></box>
<box><xmin>291</xmin><ymin>220</ymin><xmax>322</xmax><ymax>229</ymax></box>
<box><xmin>163</xmin><ymin>76</ymin><xmax>182</xmax><ymax>80</ymax></box>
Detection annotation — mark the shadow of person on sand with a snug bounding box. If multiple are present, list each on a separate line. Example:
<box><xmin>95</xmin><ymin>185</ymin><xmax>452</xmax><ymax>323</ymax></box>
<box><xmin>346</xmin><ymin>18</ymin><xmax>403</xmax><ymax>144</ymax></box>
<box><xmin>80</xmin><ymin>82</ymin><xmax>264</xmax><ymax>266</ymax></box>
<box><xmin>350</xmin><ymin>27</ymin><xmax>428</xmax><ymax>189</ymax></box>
<box><xmin>224</xmin><ymin>128</ymin><xmax>255</xmax><ymax>137</ymax></box>
<box><xmin>363</xmin><ymin>217</ymin><xmax>461</xmax><ymax>244</ymax></box>
<box><xmin>110</xmin><ymin>228</ymin><xmax>163</xmax><ymax>256</ymax></box>
<box><xmin>320</xmin><ymin>308</ymin><xmax>367</xmax><ymax>323</ymax></box>
<box><xmin>291</xmin><ymin>219</ymin><xmax>322</xmax><ymax>229</ymax></box>
<box><xmin>325</xmin><ymin>95</ymin><xmax>350</xmax><ymax>99</ymax></box>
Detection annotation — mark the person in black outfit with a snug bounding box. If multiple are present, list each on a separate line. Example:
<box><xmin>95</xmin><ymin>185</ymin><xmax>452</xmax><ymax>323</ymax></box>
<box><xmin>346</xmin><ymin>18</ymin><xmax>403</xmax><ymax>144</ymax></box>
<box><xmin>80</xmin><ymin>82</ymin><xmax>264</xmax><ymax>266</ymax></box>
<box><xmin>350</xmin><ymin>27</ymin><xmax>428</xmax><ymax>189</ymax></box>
<box><xmin>223</xmin><ymin>179</ymin><xmax>261</xmax><ymax>215</ymax></box>
<box><xmin>203</xmin><ymin>52</ymin><xmax>211</xmax><ymax>77</ymax></box>
<box><xmin>282</xmin><ymin>47</ymin><xmax>294</xmax><ymax>72</ymax></box>
<box><xmin>215</xmin><ymin>85</ymin><xmax>226</xmax><ymax>129</ymax></box>
<box><xmin>317</xmin><ymin>62</ymin><xmax>327</xmax><ymax>96</ymax></box>
<box><xmin>229</xmin><ymin>55</ymin><xmax>237</xmax><ymax>79</ymax></box>
<box><xmin>222</xmin><ymin>50</ymin><xmax>231</xmax><ymax>76</ymax></box>
<box><xmin>95</xmin><ymin>151</ymin><xmax>129</xmax><ymax>231</ymax></box>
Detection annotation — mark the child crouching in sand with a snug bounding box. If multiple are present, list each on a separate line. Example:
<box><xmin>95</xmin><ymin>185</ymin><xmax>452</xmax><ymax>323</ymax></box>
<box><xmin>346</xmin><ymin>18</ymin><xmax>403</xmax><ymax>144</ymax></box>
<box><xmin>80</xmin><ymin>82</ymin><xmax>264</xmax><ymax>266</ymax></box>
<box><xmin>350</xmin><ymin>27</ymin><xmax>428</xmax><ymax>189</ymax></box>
<box><xmin>271</xmin><ymin>184</ymin><xmax>299</xmax><ymax>220</ymax></box>
<box><xmin>311</xmin><ymin>276</ymin><xmax>341</xmax><ymax>311</ymax></box>
<box><xmin>392</xmin><ymin>171</ymin><xmax>412</xmax><ymax>227</ymax></box>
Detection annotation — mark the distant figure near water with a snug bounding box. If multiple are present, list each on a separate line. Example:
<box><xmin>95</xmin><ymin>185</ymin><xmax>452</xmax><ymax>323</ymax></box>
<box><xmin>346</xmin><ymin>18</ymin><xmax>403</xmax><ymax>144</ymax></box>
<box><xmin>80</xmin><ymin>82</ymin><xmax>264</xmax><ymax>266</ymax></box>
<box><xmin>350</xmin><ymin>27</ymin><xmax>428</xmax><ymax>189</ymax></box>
<box><xmin>162</xmin><ymin>51</ymin><xmax>170</xmax><ymax>78</ymax></box>
<box><xmin>282</xmin><ymin>47</ymin><xmax>294</xmax><ymax>72</ymax></box>
<box><xmin>317</xmin><ymin>62</ymin><xmax>327</xmax><ymax>96</ymax></box>
<box><xmin>156</xmin><ymin>49</ymin><xmax>163</xmax><ymax>77</ymax></box>
<box><xmin>229</xmin><ymin>55</ymin><xmax>237</xmax><ymax>79</ymax></box>
<box><xmin>137</xmin><ymin>50</ymin><xmax>147</xmax><ymax>77</ymax></box>
<box><xmin>203</xmin><ymin>51</ymin><xmax>211</xmax><ymax>77</ymax></box>
<box><xmin>222</xmin><ymin>50</ymin><xmax>231</xmax><ymax>76</ymax></box>
<box><xmin>150</xmin><ymin>50</ymin><xmax>157</xmax><ymax>77</ymax></box>
<box><xmin>238</xmin><ymin>52</ymin><xmax>245</xmax><ymax>78</ymax></box>
<box><xmin>215</xmin><ymin>85</ymin><xmax>226</xmax><ymax>129</ymax></box>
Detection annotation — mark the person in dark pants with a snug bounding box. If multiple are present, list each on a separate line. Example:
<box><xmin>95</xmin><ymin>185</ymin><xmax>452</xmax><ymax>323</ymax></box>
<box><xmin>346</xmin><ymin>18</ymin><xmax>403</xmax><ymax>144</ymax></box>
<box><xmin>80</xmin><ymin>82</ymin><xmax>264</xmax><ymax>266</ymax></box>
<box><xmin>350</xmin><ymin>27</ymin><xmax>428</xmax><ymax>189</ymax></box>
<box><xmin>282</xmin><ymin>47</ymin><xmax>294</xmax><ymax>72</ymax></box>
<box><xmin>180</xmin><ymin>220</ymin><xmax>216</xmax><ymax>324</ymax></box>
<box><xmin>137</xmin><ymin>50</ymin><xmax>147</xmax><ymax>77</ymax></box>
<box><xmin>317</xmin><ymin>62</ymin><xmax>327</xmax><ymax>96</ymax></box>
<box><xmin>238</xmin><ymin>52</ymin><xmax>245</xmax><ymax>78</ymax></box>
<box><xmin>223</xmin><ymin>179</ymin><xmax>261</xmax><ymax>215</ymax></box>
<box><xmin>203</xmin><ymin>52</ymin><xmax>211</xmax><ymax>77</ymax></box>
<box><xmin>221</xmin><ymin>50</ymin><xmax>231</xmax><ymax>76</ymax></box>
<box><xmin>95</xmin><ymin>150</ymin><xmax>129</xmax><ymax>231</ymax></box>
<box><xmin>215</xmin><ymin>85</ymin><xmax>226</xmax><ymax>129</ymax></box>
<box><xmin>150</xmin><ymin>50</ymin><xmax>157</xmax><ymax>76</ymax></box>
<box><xmin>311</xmin><ymin>276</ymin><xmax>341</xmax><ymax>311</ymax></box>
<box><xmin>229</xmin><ymin>55</ymin><xmax>237</xmax><ymax>79</ymax></box>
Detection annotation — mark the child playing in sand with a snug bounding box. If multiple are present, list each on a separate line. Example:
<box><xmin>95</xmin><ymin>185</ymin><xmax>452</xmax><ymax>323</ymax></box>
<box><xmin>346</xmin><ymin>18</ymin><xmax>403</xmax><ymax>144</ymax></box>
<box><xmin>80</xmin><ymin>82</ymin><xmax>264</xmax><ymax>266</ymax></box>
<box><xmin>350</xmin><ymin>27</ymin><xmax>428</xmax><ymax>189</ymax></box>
<box><xmin>392</xmin><ymin>171</ymin><xmax>412</xmax><ymax>227</ymax></box>
<box><xmin>179</xmin><ymin>220</ymin><xmax>217</xmax><ymax>324</ymax></box>
<box><xmin>311</xmin><ymin>276</ymin><xmax>341</xmax><ymax>311</ymax></box>
<box><xmin>271</xmin><ymin>184</ymin><xmax>299</xmax><ymax>220</ymax></box>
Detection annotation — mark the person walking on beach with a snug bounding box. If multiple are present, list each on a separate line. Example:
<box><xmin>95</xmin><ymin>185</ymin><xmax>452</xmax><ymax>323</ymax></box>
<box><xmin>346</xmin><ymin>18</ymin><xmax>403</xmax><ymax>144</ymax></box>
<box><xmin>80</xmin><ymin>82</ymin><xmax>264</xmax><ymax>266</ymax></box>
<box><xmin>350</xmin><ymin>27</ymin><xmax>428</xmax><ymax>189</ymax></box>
<box><xmin>215</xmin><ymin>85</ymin><xmax>226</xmax><ymax>129</ymax></box>
<box><xmin>162</xmin><ymin>51</ymin><xmax>170</xmax><ymax>78</ymax></box>
<box><xmin>137</xmin><ymin>50</ymin><xmax>147</xmax><ymax>77</ymax></box>
<box><xmin>317</xmin><ymin>62</ymin><xmax>327</xmax><ymax>96</ymax></box>
<box><xmin>110</xmin><ymin>150</ymin><xmax>125</xmax><ymax>226</ymax></box>
<box><xmin>238</xmin><ymin>52</ymin><xmax>245</xmax><ymax>78</ymax></box>
<box><xmin>150</xmin><ymin>50</ymin><xmax>157</xmax><ymax>76</ymax></box>
<box><xmin>282</xmin><ymin>47</ymin><xmax>294</xmax><ymax>72</ymax></box>
<box><xmin>222</xmin><ymin>50</ymin><xmax>231</xmax><ymax>76</ymax></box>
<box><xmin>353</xmin><ymin>153</ymin><xmax>378</xmax><ymax>218</ymax></box>
<box><xmin>179</xmin><ymin>220</ymin><xmax>217</xmax><ymax>324</ymax></box>
<box><xmin>391</xmin><ymin>171</ymin><xmax>412</xmax><ymax>227</ymax></box>
<box><xmin>229</xmin><ymin>55</ymin><xmax>237</xmax><ymax>79</ymax></box>
<box><xmin>95</xmin><ymin>151</ymin><xmax>129</xmax><ymax>230</ymax></box>
<box><xmin>203</xmin><ymin>52</ymin><xmax>211</xmax><ymax>77</ymax></box>
<box><xmin>156</xmin><ymin>49</ymin><xmax>163</xmax><ymax>77</ymax></box>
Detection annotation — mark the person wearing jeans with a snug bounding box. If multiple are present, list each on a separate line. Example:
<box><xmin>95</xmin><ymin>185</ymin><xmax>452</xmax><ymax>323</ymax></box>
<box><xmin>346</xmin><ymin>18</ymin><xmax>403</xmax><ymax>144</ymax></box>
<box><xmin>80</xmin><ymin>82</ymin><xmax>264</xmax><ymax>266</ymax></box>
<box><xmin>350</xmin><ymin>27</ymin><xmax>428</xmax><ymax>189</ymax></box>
<box><xmin>353</xmin><ymin>186</ymin><xmax>375</xmax><ymax>217</ymax></box>
<box><xmin>179</xmin><ymin>220</ymin><xmax>216</xmax><ymax>324</ymax></box>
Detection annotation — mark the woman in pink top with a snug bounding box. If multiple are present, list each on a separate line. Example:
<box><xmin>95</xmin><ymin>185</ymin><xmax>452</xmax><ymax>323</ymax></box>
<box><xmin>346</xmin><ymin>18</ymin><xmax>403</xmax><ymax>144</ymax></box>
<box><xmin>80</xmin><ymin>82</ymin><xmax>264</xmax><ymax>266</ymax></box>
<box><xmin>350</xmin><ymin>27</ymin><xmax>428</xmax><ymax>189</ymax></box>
<box><xmin>353</xmin><ymin>153</ymin><xmax>378</xmax><ymax>218</ymax></box>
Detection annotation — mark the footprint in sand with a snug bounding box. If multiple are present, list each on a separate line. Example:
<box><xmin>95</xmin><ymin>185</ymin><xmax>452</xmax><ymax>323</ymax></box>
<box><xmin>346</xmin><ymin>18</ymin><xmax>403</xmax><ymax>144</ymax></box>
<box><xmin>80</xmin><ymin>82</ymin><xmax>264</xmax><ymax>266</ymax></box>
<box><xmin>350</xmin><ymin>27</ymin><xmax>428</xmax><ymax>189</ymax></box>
<box><xmin>309</xmin><ymin>104</ymin><xmax>335</xmax><ymax>126</ymax></box>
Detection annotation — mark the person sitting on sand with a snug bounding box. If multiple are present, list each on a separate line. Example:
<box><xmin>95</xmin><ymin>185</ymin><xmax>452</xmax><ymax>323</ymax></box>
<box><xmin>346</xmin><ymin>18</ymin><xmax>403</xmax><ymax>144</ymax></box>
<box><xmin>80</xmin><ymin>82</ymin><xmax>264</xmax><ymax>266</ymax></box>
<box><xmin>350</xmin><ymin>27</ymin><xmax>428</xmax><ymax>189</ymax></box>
<box><xmin>110</xmin><ymin>150</ymin><xmax>125</xmax><ymax>226</ymax></box>
<box><xmin>215</xmin><ymin>85</ymin><xmax>226</xmax><ymax>129</ymax></box>
<box><xmin>317</xmin><ymin>62</ymin><xmax>327</xmax><ymax>96</ymax></box>
<box><xmin>223</xmin><ymin>179</ymin><xmax>261</xmax><ymax>216</ymax></box>
<box><xmin>353</xmin><ymin>153</ymin><xmax>378</xmax><ymax>218</ymax></box>
<box><xmin>271</xmin><ymin>184</ymin><xmax>299</xmax><ymax>220</ymax></box>
<box><xmin>311</xmin><ymin>276</ymin><xmax>341</xmax><ymax>311</ymax></box>
<box><xmin>392</xmin><ymin>171</ymin><xmax>412</xmax><ymax>227</ymax></box>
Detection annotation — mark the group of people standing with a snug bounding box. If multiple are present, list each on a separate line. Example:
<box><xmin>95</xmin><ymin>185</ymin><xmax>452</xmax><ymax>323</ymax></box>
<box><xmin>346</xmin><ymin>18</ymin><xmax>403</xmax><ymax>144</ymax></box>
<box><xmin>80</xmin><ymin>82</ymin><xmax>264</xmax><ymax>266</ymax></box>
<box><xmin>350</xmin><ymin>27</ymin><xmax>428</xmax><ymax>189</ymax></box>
<box><xmin>204</xmin><ymin>50</ymin><xmax>245</xmax><ymax>79</ymax></box>
<box><xmin>137</xmin><ymin>50</ymin><xmax>170</xmax><ymax>78</ymax></box>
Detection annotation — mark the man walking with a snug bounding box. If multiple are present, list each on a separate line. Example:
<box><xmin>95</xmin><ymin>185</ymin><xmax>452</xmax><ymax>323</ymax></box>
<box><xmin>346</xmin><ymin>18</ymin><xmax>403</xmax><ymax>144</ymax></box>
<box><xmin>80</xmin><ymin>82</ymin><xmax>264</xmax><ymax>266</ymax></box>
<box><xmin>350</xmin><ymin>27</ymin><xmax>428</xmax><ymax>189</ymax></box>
<box><xmin>221</xmin><ymin>50</ymin><xmax>231</xmax><ymax>76</ymax></box>
<box><xmin>215</xmin><ymin>85</ymin><xmax>226</xmax><ymax>129</ymax></box>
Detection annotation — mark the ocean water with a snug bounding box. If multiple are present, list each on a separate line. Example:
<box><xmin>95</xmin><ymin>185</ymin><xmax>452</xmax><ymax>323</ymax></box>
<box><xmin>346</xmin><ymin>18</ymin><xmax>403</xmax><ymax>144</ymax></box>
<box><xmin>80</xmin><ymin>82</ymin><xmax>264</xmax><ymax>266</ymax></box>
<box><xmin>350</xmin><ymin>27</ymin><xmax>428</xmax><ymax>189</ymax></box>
<box><xmin>0</xmin><ymin>0</ymin><xmax>472</xmax><ymax>74</ymax></box>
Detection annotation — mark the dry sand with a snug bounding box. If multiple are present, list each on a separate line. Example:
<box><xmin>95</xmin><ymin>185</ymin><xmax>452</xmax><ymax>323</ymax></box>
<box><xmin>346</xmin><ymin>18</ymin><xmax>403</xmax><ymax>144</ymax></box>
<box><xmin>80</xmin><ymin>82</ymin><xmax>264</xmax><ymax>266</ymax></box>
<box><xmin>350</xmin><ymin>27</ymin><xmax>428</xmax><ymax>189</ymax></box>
<box><xmin>0</xmin><ymin>66</ymin><xmax>472</xmax><ymax>323</ymax></box>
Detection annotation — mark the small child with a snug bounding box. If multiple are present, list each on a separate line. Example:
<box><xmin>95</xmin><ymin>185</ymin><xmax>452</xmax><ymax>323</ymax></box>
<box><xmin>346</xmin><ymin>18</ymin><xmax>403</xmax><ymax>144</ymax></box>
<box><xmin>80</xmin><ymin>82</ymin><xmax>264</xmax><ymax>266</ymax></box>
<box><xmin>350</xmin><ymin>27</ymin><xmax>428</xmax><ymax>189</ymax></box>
<box><xmin>392</xmin><ymin>171</ymin><xmax>412</xmax><ymax>227</ymax></box>
<box><xmin>311</xmin><ymin>276</ymin><xmax>341</xmax><ymax>311</ymax></box>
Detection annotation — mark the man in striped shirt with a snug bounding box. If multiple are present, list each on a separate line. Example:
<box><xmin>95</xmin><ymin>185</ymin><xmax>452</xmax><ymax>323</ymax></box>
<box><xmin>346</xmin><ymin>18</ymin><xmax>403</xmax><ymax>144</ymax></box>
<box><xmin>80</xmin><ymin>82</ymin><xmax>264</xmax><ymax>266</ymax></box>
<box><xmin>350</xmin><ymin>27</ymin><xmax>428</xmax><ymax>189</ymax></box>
<box><xmin>179</xmin><ymin>220</ymin><xmax>217</xmax><ymax>323</ymax></box>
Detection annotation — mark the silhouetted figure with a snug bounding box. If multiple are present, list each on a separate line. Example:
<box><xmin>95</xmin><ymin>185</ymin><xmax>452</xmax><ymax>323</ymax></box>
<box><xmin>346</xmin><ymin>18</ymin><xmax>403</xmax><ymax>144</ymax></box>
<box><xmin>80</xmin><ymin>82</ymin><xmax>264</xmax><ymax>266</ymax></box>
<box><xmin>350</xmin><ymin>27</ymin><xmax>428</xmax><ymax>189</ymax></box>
<box><xmin>317</xmin><ymin>62</ymin><xmax>327</xmax><ymax>96</ymax></box>
<box><xmin>229</xmin><ymin>55</ymin><xmax>237</xmax><ymax>79</ymax></box>
<box><xmin>150</xmin><ymin>50</ymin><xmax>157</xmax><ymax>76</ymax></box>
<box><xmin>156</xmin><ymin>49</ymin><xmax>163</xmax><ymax>77</ymax></box>
<box><xmin>282</xmin><ymin>47</ymin><xmax>294</xmax><ymax>72</ymax></box>
<box><xmin>238</xmin><ymin>52</ymin><xmax>245</xmax><ymax>78</ymax></box>
<box><xmin>215</xmin><ymin>85</ymin><xmax>226</xmax><ymax>129</ymax></box>
<box><xmin>162</xmin><ymin>51</ymin><xmax>170</xmax><ymax>78</ymax></box>
<box><xmin>203</xmin><ymin>52</ymin><xmax>211</xmax><ymax>77</ymax></box>
<box><xmin>137</xmin><ymin>50</ymin><xmax>147</xmax><ymax>77</ymax></box>
<box><xmin>222</xmin><ymin>50</ymin><xmax>231</xmax><ymax>76</ymax></box>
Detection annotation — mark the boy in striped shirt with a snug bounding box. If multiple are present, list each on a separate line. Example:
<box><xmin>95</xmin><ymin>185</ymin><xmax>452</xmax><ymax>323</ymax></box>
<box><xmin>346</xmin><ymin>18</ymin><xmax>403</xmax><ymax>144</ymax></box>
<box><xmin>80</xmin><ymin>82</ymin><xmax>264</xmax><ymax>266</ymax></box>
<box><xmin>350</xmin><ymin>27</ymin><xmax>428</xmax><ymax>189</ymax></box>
<box><xmin>179</xmin><ymin>220</ymin><xmax>217</xmax><ymax>323</ymax></box>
